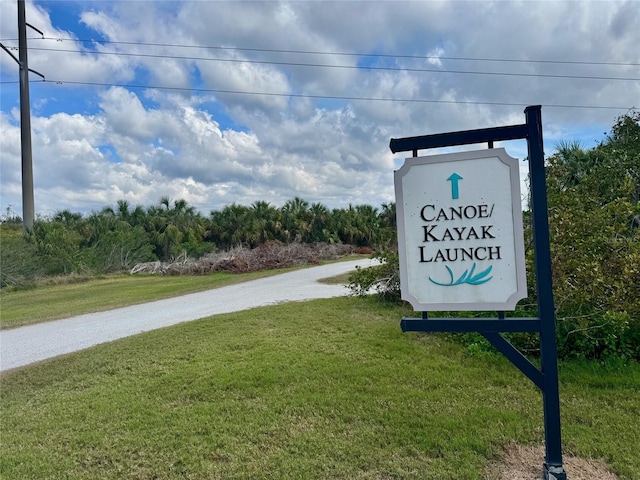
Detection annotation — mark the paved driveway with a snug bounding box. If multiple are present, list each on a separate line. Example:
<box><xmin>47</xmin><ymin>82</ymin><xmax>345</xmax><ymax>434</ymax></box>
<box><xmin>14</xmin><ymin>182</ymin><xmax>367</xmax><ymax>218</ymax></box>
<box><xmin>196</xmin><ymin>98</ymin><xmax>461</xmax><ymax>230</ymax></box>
<box><xmin>0</xmin><ymin>259</ymin><xmax>377</xmax><ymax>372</ymax></box>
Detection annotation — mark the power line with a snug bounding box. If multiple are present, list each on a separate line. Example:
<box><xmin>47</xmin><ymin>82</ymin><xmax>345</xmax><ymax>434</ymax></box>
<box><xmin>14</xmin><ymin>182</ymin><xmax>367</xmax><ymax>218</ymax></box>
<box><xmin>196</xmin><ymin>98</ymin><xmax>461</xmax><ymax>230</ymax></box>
<box><xmin>27</xmin><ymin>78</ymin><xmax>633</xmax><ymax>111</ymax></box>
<box><xmin>20</xmin><ymin>46</ymin><xmax>640</xmax><ymax>82</ymax></box>
<box><xmin>23</xmin><ymin>36</ymin><xmax>640</xmax><ymax>68</ymax></box>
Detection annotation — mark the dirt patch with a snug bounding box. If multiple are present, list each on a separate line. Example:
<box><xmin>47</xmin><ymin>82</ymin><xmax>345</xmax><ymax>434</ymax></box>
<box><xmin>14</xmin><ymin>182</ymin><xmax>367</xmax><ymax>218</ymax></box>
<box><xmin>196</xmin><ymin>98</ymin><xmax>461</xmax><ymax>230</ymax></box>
<box><xmin>484</xmin><ymin>442</ymin><xmax>619</xmax><ymax>480</ymax></box>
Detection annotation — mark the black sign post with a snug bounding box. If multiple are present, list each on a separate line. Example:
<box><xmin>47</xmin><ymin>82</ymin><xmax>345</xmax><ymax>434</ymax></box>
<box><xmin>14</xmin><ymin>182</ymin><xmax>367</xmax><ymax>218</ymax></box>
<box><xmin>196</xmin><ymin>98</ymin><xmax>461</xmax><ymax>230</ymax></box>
<box><xmin>390</xmin><ymin>106</ymin><xmax>566</xmax><ymax>479</ymax></box>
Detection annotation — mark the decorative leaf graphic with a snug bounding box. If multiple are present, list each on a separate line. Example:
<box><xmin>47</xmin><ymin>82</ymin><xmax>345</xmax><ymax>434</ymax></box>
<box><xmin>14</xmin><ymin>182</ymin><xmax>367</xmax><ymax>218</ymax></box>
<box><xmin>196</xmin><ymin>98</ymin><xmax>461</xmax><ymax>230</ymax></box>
<box><xmin>429</xmin><ymin>263</ymin><xmax>493</xmax><ymax>286</ymax></box>
<box><xmin>467</xmin><ymin>265</ymin><xmax>493</xmax><ymax>285</ymax></box>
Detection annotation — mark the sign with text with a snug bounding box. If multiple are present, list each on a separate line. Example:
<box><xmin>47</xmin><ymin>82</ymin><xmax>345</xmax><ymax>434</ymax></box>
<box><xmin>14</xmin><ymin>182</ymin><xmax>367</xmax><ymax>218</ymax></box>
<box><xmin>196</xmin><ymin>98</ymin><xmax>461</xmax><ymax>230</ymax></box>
<box><xmin>394</xmin><ymin>148</ymin><xmax>527</xmax><ymax>311</ymax></box>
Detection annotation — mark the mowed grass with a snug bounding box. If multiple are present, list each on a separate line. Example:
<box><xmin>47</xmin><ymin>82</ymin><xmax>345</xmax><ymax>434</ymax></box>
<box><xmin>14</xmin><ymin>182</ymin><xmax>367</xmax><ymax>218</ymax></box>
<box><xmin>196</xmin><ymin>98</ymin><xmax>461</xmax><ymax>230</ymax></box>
<box><xmin>1</xmin><ymin>297</ymin><xmax>639</xmax><ymax>479</ymax></box>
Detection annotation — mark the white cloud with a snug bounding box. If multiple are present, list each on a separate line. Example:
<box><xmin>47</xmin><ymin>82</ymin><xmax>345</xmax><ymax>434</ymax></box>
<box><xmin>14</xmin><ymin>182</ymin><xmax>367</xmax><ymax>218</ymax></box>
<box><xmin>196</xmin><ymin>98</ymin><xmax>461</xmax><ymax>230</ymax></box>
<box><xmin>0</xmin><ymin>3</ymin><xmax>135</xmax><ymax>85</ymax></box>
<box><xmin>1</xmin><ymin>0</ymin><xmax>638</xmax><ymax>218</ymax></box>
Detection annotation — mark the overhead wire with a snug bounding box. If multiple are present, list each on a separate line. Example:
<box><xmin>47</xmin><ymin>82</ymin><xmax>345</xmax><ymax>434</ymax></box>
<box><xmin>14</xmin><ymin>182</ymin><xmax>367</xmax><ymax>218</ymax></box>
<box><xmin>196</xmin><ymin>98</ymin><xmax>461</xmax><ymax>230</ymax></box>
<box><xmin>1</xmin><ymin>78</ymin><xmax>632</xmax><ymax>111</ymax></box>
<box><xmin>4</xmin><ymin>35</ymin><xmax>639</xmax><ymax>67</ymax></box>
<box><xmin>18</xmin><ymin>46</ymin><xmax>640</xmax><ymax>82</ymax></box>
<box><xmin>1</xmin><ymin>36</ymin><xmax>637</xmax><ymax>111</ymax></box>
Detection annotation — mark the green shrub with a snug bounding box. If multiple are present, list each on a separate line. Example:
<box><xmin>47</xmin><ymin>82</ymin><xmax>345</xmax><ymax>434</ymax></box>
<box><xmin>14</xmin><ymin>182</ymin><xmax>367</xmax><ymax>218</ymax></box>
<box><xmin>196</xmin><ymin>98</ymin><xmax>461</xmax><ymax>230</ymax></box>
<box><xmin>88</xmin><ymin>226</ymin><xmax>156</xmax><ymax>272</ymax></box>
<box><xmin>0</xmin><ymin>226</ymin><xmax>41</xmax><ymax>288</ymax></box>
<box><xmin>348</xmin><ymin>250</ymin><xmax>400</xmax><ymax>301</ymax></box>
<box><xmin>555</xmin><ymin>311</ymin><xmax>640</xmax><ymax>361</ymax></box>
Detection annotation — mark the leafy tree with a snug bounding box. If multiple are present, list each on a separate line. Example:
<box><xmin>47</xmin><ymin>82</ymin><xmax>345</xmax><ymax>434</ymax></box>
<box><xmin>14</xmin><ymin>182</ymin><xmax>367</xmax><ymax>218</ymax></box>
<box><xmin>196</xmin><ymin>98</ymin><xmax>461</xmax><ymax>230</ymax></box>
<box><xmin>72</xmin><ymin>206</ymin><xmax>157</xmax><ymax>271</ymax></box>
<box><xmin>1</xmin><ymin>205</ymin><xmax>22</xmax><ymax>226</ymax></box>
<box><xmin>541</xmin><ymin>112</ymin><xmax>640</xmax><ymax>359</ymax></box>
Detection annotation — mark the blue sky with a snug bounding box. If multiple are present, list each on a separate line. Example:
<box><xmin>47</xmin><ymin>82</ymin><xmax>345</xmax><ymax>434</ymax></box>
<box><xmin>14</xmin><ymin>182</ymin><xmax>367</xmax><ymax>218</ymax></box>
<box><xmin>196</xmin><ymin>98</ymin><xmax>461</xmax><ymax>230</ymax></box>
<box><xmin>1</xmin><ymin>0</ymin><xmax>638</xmax><ymax>217</ymax></box>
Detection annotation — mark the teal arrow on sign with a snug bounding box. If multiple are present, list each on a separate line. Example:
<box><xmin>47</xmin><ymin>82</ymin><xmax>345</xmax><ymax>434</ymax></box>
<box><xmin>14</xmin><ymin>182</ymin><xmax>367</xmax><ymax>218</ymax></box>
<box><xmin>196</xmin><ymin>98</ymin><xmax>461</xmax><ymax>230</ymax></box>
<box><xmin>447</xmin><ymin>172</ymin><xmax>463</xmax><ymax>199</ymax></box>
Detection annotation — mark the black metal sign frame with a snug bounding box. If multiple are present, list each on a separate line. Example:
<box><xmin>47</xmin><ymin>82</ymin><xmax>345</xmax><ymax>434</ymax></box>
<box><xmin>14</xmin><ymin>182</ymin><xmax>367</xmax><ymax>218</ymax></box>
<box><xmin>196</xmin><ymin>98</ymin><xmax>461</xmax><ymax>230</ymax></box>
<box><xmin>389</xmin><ymin>106</ymin><xmax>566</xmax><ymax>479</ymax></box>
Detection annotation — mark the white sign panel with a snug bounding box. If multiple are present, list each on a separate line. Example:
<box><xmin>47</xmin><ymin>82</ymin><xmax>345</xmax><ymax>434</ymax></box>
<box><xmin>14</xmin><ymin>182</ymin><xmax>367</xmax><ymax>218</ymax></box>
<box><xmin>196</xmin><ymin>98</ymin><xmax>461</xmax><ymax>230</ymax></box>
<box><xmin>394</xmin><ymin>148</ymin><xmax>527</xmax><ymax>311</ymax></box>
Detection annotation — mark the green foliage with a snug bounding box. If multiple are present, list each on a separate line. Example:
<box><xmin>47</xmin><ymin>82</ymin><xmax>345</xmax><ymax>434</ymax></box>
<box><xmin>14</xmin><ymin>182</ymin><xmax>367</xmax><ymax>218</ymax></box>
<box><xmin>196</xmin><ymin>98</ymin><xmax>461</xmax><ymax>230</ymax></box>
<box><xmin>2</xmin><ymin>196</ymin><xmax>396</xmax><ymax>288</ymax></box>
<box><xmin>556</xmin><ymin>311</ymin><xmax>640</xmax><ymax>361</ymax></box>
<box><xmin>348</xmin><ymin>249</ymin><xmax>400</xmax><ymax>301</ymax></box>
<box><xmin>89</xmin><ymin>225</ymin><xmax>156</xmax><ymax>272</ymax></box>
<box><xmin>537</xmin><ymin>111</ymin><xmax>640</xmax><ymax>360</ymax></box>
<box><xmin>28</xmin><ymin>219</ymin><xmax>86</xmax><ymax>275</ymax></box>
<box><xmin>498</xmin><ymin>113</ymin><xmax>640</xmax><ymax>361</ymax></box>
<box><xmin>207</xmin><ymin>199</ymin><xmax>386</xmax><ymax>249</ymax></box>
<box><xmin>0</xmin><ymin>224</ymin><xmax>41</xmax><ymax>288</ymax></box>
<box><xmin>144</xmin><ymin>197</ymin><xmax>207</xmax><ymax>260</ymax></box>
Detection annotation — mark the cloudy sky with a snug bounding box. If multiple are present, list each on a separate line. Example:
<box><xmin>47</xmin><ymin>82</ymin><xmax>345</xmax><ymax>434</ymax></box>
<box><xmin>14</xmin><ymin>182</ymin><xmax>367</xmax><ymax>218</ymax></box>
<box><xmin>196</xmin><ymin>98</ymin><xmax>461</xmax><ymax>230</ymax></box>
<box><xmin>1</xmin><ymin>0</ymin><xmax>638</xmax><ymax>218</ymax></box>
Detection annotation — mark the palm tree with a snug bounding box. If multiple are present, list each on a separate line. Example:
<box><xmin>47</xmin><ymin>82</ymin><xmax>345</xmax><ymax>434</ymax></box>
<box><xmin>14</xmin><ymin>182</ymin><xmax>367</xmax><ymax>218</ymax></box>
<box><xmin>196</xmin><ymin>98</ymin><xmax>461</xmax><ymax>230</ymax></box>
<box><xmin>116</xmin><ymin>199</ymin><xmax>131</xmax><ymax>223</ymax></box>
<box><xmin>378</xmin><ymin>202</ymin><xmax>397</xmax><ymax>248</ymax></box>
<box><xmin>336</xmin><ymin>204</ymin><xmax>359</xmax><ymax>245</ymax></box>
<box><xmin>251</xmin><ymin>201</ymin><xmax>281</xmax><ymax>245</ymax></box>
<box><xmin>354</xmin><ymin>204</ymin><xmax>379</xmax><ymax>246</ymax></box>
<box><xmin>209</xmin><ymin>203</ymin><xmax>254</xmax><ymax>248</ymax></box>
<box><xmin>53</xmin><ymin>209</ymin><xmax>83</xmax><ymax>227</ymax></box>
<box><xmin>380</xmin><ymin>202</ymin><xmax>396</xmax><ymax>229</ymax></box>
<box><xmin>553</xmin><ymin>140</ymin><xmax>595</xmax><ymax>189</ymax></box>
<box><xmin>308</xmin><ymin>202</ymin><xmax>330</xmax><ymax>243</ymax></box>
<box><xmin>144</xmin><ymin>197</ymin><xmax>206</xmax><ymax>260</ymax></box>
<box><xmin>281</xmin><ymin>197</ymin><xmax>311</xmax><ymax>243</ymax></box>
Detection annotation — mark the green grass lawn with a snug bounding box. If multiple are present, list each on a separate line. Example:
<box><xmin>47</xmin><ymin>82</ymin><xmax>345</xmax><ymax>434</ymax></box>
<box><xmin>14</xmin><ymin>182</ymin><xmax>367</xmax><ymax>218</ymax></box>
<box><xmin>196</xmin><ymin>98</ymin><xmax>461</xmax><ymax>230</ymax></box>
<box><xmin>1</xmin><ymin>297</ymin><xmax>638</xmax><ymax>479</ymax></box>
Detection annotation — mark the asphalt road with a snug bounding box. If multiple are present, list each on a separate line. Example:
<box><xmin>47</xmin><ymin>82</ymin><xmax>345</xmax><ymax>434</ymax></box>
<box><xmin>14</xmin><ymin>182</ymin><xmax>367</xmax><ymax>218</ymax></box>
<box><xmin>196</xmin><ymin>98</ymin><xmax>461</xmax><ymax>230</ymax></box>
<box><xmin>0</xmin><ymin>258</ymin><xmax>378</xmax><ymax>372</ymax></box>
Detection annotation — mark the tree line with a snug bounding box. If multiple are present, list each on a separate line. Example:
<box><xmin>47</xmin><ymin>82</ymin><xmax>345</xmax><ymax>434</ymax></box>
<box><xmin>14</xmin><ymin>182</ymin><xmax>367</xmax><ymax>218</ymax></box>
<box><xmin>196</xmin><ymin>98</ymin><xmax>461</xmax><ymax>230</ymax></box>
<box><xmin>0</xmin><ymin>196</ymin><xmax>396</xmax><ymax>285</ymax></box>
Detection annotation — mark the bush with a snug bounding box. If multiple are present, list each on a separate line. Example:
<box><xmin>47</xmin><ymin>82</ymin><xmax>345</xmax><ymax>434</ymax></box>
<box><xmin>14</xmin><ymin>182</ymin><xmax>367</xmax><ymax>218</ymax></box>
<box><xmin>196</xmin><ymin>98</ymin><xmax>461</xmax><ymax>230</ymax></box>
<box><xmin>0</xmin><ymin>226</ymin><xmax>41</xmax><ymax>288</ymax></box>
<box><xmin>556</xmin><ymin>311</ymin><xmax>640</xmax><ymax>361</ymax></box>
<box><xmin>348</xmin><ymin>250</ymin><xmax>400</xmax><ymax>301</ymax></box>
<box><xmin>27</xmin><ymin>220</ymin><xmax>86</xmax><ymax>275</ymax></box>
<box><xmin>88</xmin><ymin>226</ymin><xmax>156</xmax><ymax>272</ymax></box>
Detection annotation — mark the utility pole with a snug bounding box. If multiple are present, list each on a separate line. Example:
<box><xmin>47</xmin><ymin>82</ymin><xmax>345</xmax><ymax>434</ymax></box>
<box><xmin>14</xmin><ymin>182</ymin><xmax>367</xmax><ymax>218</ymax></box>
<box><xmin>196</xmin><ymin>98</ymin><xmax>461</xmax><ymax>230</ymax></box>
<box><xmin>17</xmin><ymin>0</ymin><xmax>35</xmax><ymax>231</ymax></box>
<box><xmin>1</xmin><ymin>0</ymin><xmax>44</xmax><ymax>230</ymax></box>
